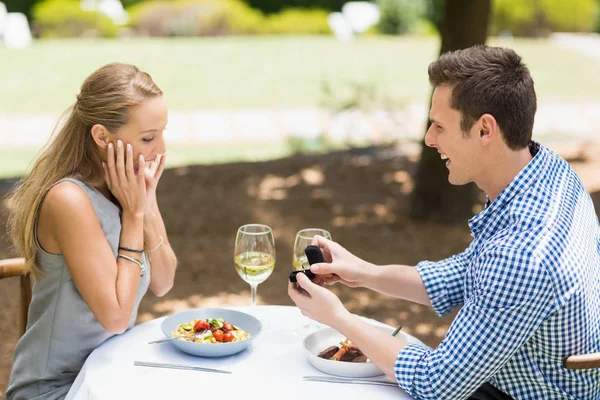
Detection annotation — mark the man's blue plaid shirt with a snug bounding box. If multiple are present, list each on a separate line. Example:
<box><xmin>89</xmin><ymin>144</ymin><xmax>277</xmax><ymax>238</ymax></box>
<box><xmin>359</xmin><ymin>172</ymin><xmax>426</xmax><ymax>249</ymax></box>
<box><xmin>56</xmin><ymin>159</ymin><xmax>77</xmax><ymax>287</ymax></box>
<box><xmin>395</xmin><ymin>142</ymin><xmax>600</xmax><ymax>399</ymax></box>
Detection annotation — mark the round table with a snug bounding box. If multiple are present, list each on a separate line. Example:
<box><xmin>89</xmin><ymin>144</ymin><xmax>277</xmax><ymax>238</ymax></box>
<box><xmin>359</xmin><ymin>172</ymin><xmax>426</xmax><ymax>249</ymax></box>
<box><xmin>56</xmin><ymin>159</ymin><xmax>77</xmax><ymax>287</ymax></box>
<box><xmin>66</xmin><ymin>306</ymin><xmax>417</xmax><ymax>400</ymax></box>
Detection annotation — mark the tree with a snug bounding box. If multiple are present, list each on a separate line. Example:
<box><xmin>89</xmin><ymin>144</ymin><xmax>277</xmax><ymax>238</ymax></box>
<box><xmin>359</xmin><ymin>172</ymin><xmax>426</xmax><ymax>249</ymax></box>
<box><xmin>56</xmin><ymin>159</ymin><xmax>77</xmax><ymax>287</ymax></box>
<box><xmin>409</xmin><ymin>0</ymin><xmax>492</xmax><ymax>223</ymax></box>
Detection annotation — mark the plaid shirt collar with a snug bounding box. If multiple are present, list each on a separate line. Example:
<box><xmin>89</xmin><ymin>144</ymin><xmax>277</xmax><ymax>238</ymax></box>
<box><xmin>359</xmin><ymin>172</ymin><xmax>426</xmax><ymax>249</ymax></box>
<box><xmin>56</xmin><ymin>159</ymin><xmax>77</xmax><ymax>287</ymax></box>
<box><xmin>469</xmin><ymin>141</ymin><xmax>544</xmax><ymax>238</ymax></box>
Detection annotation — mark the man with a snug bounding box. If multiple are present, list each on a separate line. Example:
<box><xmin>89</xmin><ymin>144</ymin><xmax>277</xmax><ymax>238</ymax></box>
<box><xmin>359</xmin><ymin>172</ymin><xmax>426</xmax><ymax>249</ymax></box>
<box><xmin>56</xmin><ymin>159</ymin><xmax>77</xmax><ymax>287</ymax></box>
<box><xmin>288</xmin><ymin>45</ymin><xmax>600</xmax><ymax>400</ymax></box>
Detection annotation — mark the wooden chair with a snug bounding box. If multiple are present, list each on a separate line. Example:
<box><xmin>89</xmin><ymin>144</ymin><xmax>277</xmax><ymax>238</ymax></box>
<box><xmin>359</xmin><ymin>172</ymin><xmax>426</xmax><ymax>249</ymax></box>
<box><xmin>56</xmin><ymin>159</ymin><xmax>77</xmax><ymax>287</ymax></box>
<box><xmin>563</xmin><ymin>352</ymin><xmax>600</xmax><ymax>370</ymax></box>
<box><xmin>0</xmin><ymin>257</ymin><xmax>31</xmax><ymax>336</ymax></box>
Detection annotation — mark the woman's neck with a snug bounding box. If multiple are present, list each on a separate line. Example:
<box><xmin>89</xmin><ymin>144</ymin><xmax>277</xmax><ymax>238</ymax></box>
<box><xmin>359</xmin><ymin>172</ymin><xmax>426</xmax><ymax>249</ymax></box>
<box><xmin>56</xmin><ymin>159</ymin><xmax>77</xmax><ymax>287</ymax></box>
<box><xmin>96</xmin><ymin>182</ymin><xmax>118</xmax><ymax>206</ymax></box>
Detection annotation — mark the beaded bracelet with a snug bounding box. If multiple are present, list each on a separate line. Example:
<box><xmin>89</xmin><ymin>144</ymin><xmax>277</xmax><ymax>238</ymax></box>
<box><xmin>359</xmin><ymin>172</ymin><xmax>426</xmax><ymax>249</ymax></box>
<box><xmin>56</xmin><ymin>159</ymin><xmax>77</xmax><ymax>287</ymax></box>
<box><xmin>117</xmin><ymin>253</ymin><xmax>146</xmax><ymax>277</ymax></box>
<box><xmin>118</xmin><ymin>245</ymin><xmax>144</xmax><ymax>254</ymax></box>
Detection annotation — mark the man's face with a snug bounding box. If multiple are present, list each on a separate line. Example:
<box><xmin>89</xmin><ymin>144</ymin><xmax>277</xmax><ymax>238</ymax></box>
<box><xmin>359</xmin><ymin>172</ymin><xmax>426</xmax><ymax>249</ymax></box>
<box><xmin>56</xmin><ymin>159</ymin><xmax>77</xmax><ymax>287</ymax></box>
<box><xmin>425</xmin><ymin>85</ymin><xmax>481</xmax><ymax>185</ymax></box>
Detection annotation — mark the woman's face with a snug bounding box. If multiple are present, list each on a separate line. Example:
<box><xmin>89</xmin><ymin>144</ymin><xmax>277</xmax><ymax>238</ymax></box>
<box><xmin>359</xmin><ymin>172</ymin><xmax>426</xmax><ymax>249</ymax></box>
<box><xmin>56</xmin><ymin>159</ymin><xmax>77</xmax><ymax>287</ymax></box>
<box><xmin>107</xmin><ymin>96</ymin><xmax>168</xmax><ymax>173</ymax></box>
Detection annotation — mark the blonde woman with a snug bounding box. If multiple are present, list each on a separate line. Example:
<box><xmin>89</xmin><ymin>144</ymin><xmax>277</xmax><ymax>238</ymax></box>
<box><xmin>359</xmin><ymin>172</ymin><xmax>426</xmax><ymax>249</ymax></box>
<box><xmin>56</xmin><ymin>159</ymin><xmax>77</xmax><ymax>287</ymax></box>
<box><xmin>6</xmin><ymin>63</ymin><xmax>177</xmax><ymax>400</ymax></box>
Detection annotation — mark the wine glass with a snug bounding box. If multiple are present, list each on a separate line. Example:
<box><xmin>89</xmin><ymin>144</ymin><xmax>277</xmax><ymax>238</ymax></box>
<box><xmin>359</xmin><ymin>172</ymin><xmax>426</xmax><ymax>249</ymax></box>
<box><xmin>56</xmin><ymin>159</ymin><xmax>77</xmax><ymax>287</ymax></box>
<box><xmin>234</xmin><ymin>224</ymin><xmax>275</xmax><ymax>307</ymax></box>
<box><xmin>293</xmin><ymin>228</ymin><xmax>331</xmax><ymax>335</ymax></box>
<box><xmin>293</xmin><ymin>228</ymin><xmax>332</xmax><ymax>271</ymax></box>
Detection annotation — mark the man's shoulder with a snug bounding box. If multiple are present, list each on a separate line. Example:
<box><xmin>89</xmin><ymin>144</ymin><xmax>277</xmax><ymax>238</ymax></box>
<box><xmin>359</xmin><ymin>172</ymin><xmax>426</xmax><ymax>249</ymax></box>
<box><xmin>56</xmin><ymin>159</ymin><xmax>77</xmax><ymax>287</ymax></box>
<box><xmin>505</xmin><ymin>149</ymin><xmax>592</xmax><ymax>242</ymax></box>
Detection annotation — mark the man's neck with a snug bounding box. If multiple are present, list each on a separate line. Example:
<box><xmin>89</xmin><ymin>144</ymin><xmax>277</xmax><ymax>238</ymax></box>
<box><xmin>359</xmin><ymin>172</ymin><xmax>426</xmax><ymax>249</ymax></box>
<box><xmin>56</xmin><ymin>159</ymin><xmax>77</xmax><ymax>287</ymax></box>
<box><xmin>481</xmin><ymin>145</ymin><xmax>534</xmax><ymax>203</ymax></box>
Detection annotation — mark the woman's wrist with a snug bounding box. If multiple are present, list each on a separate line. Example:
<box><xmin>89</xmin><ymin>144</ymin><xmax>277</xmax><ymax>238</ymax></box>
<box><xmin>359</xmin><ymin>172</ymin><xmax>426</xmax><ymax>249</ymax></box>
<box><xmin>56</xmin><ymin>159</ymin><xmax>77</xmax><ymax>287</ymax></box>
<box><xmin>120</xmin><ymin>211</ymin><xmax>145</xmax><ymax>251</ymax></box>
<box><xmin>144</xmin><ymin>197</ymin><xmax>158</xmax><ymax>219</ymax></box>
<box><xmin>122</xmin><ymin>210</ymin><xmax>145</xmax><ymax>223</ymax></box>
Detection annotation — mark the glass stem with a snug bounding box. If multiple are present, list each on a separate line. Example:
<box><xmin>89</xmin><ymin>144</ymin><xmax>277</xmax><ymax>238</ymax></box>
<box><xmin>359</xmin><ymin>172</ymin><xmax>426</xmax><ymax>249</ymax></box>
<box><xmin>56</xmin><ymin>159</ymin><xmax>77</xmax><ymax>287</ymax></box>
<box><xmin>250</xmin><ymin>284</ymin><xmax>258</xmax><ymax>306</ymax></box>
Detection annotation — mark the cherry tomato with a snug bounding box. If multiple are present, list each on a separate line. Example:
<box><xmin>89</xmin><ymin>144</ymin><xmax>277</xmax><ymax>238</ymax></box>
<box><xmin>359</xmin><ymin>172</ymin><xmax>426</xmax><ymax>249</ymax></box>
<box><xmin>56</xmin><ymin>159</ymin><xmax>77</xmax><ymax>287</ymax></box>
<box><xmin>223</xmin><ymin>331</ymin><xmax>234</xmax><ymax>342</ymax></box>
<box><xmin>213</xmin><ymin>329</ymin><xmax>224</xmax><ymax>342</ymax></box>
<box><xmin>193</xmin><ymin>320</ymin><xmax>209</xmax><ymax>332</ymax></box>
<box><xmin>223</xmin><ymin>322</ymin><xmax>233</xmax><ymax>332</ymax></box>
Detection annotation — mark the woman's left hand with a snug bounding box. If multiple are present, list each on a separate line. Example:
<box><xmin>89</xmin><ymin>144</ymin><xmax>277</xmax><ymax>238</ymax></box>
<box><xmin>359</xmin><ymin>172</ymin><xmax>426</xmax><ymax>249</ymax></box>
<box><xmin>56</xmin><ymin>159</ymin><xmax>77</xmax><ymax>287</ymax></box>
<box><xmin>143</xmin><ymin>153</ymin><xmax>166</xmax><ymax>214</ymax></box>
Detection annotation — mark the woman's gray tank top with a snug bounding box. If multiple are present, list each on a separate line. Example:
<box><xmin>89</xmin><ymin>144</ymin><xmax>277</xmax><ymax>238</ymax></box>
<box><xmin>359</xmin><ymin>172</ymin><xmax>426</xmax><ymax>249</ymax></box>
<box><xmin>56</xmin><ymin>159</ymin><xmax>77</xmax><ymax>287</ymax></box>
<box><xmin>6</xmin><ymin>178</ymin><xmax>151</xmax><ymax>400</ymax></box>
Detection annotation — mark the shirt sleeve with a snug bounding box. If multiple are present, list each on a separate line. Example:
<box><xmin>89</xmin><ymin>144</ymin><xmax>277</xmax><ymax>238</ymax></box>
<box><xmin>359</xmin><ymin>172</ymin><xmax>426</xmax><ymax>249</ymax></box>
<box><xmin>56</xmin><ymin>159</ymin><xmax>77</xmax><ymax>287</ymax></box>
<box><xmin>416</xmin><ymin>243</ymin><xmax>474</xmax><ymax>317</ymax></box>
<box><xmin>396</xmin><ymin>247</ymin><xmax>556</xmax><ymax>400</ymax></box>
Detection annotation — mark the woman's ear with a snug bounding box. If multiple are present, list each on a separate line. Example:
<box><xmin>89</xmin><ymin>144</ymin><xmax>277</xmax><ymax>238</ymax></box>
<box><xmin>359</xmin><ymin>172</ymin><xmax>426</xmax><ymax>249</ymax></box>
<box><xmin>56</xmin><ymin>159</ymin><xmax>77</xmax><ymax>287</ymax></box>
<box><xmin>90</xmin><ymin>124</ymin><xmax>111</xmax><ymax>149</ymax></box>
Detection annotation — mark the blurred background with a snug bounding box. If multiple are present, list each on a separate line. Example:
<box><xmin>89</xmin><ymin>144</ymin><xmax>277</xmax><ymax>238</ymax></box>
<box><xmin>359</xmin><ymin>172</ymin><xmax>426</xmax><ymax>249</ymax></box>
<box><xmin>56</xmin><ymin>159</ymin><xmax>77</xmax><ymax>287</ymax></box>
<box><xmin>1</xmin><ymin>0</ymin><xmax>599</xmax><ymax>396</ymax></box>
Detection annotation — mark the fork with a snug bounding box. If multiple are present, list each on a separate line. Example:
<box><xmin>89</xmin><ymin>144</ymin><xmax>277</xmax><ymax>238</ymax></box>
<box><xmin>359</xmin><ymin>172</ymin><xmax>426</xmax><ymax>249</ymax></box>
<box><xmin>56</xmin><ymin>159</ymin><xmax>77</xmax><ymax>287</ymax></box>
<box><xmin>148</xmin><ymin>331</ymin><xmax>206</xmax><ymax>344</ymax></box>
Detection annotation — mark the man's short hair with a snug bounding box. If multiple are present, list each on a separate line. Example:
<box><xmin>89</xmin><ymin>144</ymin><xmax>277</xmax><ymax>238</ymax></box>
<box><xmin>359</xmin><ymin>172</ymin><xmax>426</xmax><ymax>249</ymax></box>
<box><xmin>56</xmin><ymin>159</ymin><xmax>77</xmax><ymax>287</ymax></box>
<box><xmin>428</xmin><ymin>45</ymin><xmax>536</xmax><ymax>150</ymax></box>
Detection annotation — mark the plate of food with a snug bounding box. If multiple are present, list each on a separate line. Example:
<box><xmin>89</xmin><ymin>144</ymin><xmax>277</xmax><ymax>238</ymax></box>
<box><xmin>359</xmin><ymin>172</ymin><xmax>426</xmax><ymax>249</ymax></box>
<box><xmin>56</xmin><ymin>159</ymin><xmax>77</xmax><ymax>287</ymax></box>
<box><xmin>160</xmin><ymin>308</ymin><xmax>262</xmax><ymax>357</ymax></box>
<box><xmin>303</xmin><ymin>322</ymin><xmax>404</xmax><ymax>378</ymax></box>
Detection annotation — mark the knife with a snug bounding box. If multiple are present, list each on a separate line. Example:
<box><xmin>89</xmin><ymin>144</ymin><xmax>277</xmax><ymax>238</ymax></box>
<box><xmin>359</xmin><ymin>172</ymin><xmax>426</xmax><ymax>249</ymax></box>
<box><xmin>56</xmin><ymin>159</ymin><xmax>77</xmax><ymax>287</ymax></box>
<box><xmin>303</xmin><ymin>375</ymin><xmax>398</xmax><ymax>387</ymax></box>
<box><xmin>134</xmin><ymin>361</ymin><xmax>232</xmax><ymax>374</ymax></box>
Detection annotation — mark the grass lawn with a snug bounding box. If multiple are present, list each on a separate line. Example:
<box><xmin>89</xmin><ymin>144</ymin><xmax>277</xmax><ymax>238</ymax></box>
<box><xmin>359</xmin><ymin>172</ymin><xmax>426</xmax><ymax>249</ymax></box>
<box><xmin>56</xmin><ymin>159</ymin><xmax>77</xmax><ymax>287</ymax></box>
<box><xmin>1</xmin><ymin>36</ymin><xmax>600</xmax><ymax>115</ymax></box>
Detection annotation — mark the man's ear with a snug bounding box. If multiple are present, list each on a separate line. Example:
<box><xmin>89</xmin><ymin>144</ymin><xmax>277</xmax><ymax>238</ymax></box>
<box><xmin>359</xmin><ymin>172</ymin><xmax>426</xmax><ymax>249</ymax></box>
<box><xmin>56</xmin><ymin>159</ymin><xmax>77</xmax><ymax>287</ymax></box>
<box><xmin>90</xmin><ymin>124</ymin><xmax>111</xmax><ymax>149</ymax></box>
<box><xmin>478</xmin><ymin>114</ymin><xmax>497</xmax><ymax>145</ymax></box>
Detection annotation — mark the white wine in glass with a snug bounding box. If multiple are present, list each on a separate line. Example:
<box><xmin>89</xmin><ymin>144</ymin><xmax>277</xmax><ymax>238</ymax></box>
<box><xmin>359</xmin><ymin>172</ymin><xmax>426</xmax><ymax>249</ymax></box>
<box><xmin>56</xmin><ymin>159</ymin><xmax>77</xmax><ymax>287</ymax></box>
<box><xmin>293</xmin><ymin>228</ymin><xmax>331</xmax><ymax>335</ymax></box>
<box><xmin>234</xmin><ymin>224</ymin><xmax>275</xmax><ymax>307</ymax></box>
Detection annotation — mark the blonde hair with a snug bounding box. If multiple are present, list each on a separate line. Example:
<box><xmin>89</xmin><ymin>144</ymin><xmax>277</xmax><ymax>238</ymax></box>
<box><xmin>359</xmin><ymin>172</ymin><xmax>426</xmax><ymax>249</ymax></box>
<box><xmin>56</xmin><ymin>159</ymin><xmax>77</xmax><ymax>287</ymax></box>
<box><xmin>7</xmin><ymin>63</ymin><xmax>163</xmax><ymax>276</ymax></box>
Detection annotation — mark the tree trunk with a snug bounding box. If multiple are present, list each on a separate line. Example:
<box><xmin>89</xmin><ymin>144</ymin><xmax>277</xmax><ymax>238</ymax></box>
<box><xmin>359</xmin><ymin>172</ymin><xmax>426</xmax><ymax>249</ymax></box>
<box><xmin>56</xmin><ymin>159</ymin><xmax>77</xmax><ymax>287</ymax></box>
<box><xmin>409</xmin><ymin>0</ymin><xmax>492</xmax><ymax>223</ymax></box>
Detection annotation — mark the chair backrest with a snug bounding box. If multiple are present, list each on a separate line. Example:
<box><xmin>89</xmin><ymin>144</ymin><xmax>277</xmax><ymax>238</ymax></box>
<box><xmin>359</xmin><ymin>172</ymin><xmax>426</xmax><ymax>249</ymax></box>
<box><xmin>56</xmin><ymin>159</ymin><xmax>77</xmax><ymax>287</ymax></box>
<box><xmin>563</xmin><ymin>353</ymin><xmax>600</xmax><ymax>370</ymax></box>
<box><xmin>0</xmin><ymin>257</ymin><xmax>31</xmax><ymax>336</ymax></box>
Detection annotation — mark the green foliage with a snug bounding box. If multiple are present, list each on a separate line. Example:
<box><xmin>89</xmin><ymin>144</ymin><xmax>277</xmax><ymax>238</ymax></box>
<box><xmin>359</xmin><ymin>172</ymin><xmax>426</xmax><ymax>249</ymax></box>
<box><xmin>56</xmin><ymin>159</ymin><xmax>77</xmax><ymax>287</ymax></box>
<box><xmin>598</xmin><ymin>0</ymin><xmax>600</xmax><ymax>32</ymax></box>
<box><xmin>493</xmin><ymin>0</ymin><xmax>599</xmax><ymax>36</ymax></box>
<box><xmin>32</xmin><ymin>0</ymin><xmax>117</xmax><ymax>38</ymax></box>
<box><xmin>412</xmin><ymin>19</ymin><xmax>439</xmax><ymax>36</ymax></box>
<box><xmin>203</xmin><ymin>0</ymin><xmax>263</xmax><ymax>34</ymax></box>
<box><xmin>376</xmin><ymin>0</ymin><xmax>428</xmax><ymax>35</ymax></box>
<box><xmin>127</xmin><ymin>0</ymin><xmax>263</xmax><ymax>36</ymax></box>
<box><xmin>3</xmin><ymin>0</ymin><xmax>38</xmax><ymax>20</ymax></box>
<box><xmin>243</xmin><ymin>0</ymin><xmax>347</xmax><ymax>14</ymax></box>
<box><xmin>424</xmin><ymin>0</ymin><xmax>444</xmax><ymax>33</ymax></box>
<box><xmin>127</xmin><ymin>0</ymin><xmax>334</xmax><ymax>36</ymax></box>
<box><xmin>539</xmin><ymin>0</ymin><xmax>598</xmax><ymax>32</ymax></box>
<box><xmin>260</xmin><ymin>8</ymin><xmax>331</xmax><ymax>34</ymax></box>
<box><xmin>493</xmin><ymin>0</ymin><xmax>535</xmax><ymax>35</ymax></box>
<box><xmin>127</xmin><ymin>1</ymin><xmax>179</xmax><ymax>36</ymax></box>
<box><xmin>119</xmin><ymin>0</ymin><xmax>145</xmax><ymax>10</ymax></box>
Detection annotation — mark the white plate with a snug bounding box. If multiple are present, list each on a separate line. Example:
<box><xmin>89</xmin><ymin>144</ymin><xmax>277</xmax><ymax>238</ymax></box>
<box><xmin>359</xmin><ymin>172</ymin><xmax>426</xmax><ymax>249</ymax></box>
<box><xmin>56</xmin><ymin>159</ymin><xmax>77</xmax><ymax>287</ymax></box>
<box><xmin>160</xmin><ymin>308</ymin><xmax>262</xmax><ymax>357</ymax></box>
<box><xmin>303</xmin><ymin>320</ymin><xmax>411</xmax><ymax>378</ymax></box>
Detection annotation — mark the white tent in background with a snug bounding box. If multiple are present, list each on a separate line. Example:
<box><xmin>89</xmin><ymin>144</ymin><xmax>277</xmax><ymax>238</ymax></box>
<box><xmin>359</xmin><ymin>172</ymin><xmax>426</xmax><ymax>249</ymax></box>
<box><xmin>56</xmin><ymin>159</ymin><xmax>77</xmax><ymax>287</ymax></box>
<box><xmin>81</xmin><ymin>0</ymin><xmax>128</xmax><ymax>25</ymax></box>
<box><xmin>342</xmin><ymin>1</ymin><xmax>380</xmax><ymax>34</ymax></box>
<box><xmin>3</xmin><ymin>12</ymin><xmax>32</xmax><ymax>48</ymax></box>
<box><xmin>328</xmin><ymin>12</ymin><xmax>355</xmax><ymax>41</ymax></box>
<box><xmin>328</xmin><ymin>2</ymin><xmax>380</xmax><ymax>41</ymax></box>
<box><xmin>0</xmin><ymin>2</ymin><xmax>7</xmax><ymax>39</ymax></box>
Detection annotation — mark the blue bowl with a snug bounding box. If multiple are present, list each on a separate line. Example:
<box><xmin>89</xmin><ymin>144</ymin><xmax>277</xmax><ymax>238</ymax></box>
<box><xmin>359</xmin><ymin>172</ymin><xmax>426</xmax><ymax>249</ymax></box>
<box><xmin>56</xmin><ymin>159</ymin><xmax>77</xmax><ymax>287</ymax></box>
<box><xmin>160</xmin><ymin>308</ymin><xmax>262</xmax><ymax>357</ymax></box>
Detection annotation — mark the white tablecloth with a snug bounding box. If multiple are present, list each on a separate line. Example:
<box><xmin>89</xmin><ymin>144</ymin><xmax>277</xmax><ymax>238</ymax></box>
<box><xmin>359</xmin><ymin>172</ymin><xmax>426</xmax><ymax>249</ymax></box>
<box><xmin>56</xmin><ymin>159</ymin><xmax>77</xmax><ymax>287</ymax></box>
<box><xmin>66</xmin><ymin>306</ymin><xmax>416</xmax><ymax>400</ymax></box>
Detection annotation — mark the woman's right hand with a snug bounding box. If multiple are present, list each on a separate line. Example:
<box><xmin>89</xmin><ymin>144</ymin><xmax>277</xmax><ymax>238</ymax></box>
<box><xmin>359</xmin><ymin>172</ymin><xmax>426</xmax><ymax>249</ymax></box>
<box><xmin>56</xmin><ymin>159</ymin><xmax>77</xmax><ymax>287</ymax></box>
<box><xmin>103</xmin><ymin>140</ymin><xmax>146</xmax><ymax>217</ymax></box>
<box><xmin>309</xmin><ymin>235</ymin><xmax>373</xmax><ymax>288</ymax></box>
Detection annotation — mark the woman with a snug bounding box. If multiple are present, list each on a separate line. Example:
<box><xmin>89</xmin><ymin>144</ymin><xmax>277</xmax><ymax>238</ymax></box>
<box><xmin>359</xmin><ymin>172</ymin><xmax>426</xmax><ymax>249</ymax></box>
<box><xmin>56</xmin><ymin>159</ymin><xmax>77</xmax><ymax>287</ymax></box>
<box><xmin>6</xmin><ymin>63</ymin><xmax>177</xmax><ymax>400</ymax></box>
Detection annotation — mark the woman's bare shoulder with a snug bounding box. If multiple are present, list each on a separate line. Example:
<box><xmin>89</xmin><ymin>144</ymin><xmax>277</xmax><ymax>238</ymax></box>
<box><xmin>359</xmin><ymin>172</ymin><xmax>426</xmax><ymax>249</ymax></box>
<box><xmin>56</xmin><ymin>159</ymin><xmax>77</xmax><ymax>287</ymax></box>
<box><xmin>38</xmin><ymin>181</ymin><xmax>101</xmax><ymax>253</ymax></box>
<box><xmin>42</xmin><ymin>180</ymin><xmax>97</xmax><ymax>223</ymax></box>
